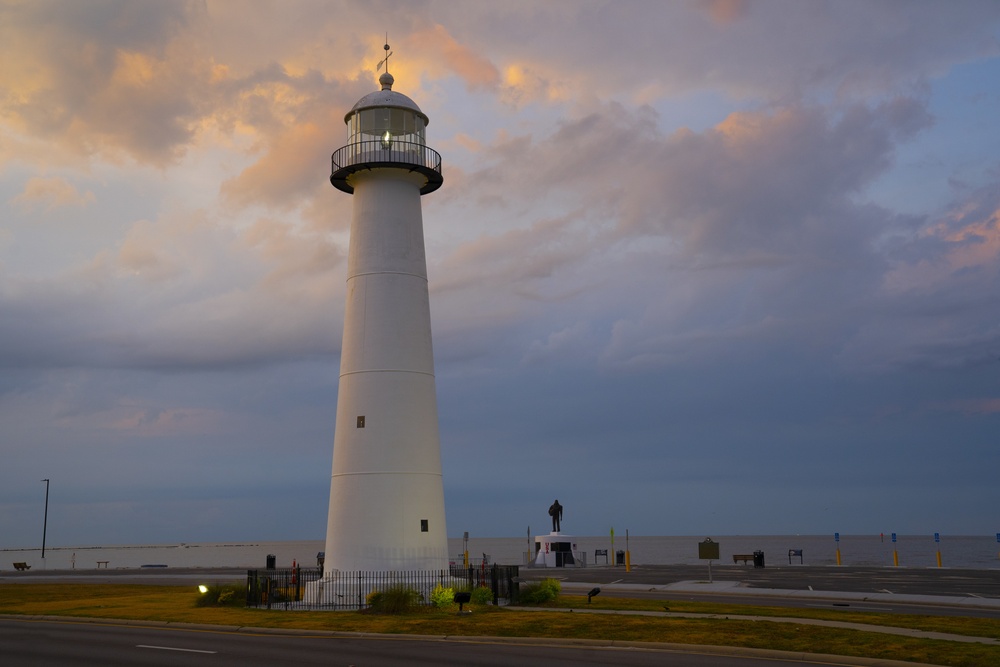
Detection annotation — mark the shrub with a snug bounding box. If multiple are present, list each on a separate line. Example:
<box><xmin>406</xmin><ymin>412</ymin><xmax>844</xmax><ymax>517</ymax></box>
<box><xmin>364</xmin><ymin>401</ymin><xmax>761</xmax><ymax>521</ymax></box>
<box><xmin>470</xmin><ymin>586</ymin><xmax>494</xmax><ymax>605</ymax></box>
<box><xmin>430</xmin><ymin>584</ymin><xmax>455</xmax><ymax>607</ymax></box>
<box><xmin>518</xmin><ymin>578</ymin><xmax>560</xmax><ymax>604</ymax></box>
<box><xmin>365</xmin><ymin>584</ymin><xmax>422</xmax><ymax>614</ymax></box>
<box><xmin>195</xmin><ymin>583</ymin><xmax>245</xmax><ymax>608</ymax></box>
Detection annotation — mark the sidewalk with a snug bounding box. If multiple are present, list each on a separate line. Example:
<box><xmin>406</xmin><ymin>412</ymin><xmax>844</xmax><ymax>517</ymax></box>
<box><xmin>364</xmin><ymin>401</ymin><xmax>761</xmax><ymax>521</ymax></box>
<box><xmin>556</xmin><ymin>578</ymin><xmax>1000</xmax><ymax>611</ymax></box>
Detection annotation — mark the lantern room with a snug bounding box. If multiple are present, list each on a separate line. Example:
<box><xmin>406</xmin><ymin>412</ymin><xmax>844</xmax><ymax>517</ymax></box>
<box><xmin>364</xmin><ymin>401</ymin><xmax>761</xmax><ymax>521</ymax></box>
<box><xmin>331</xmin><ymin>71</ymin><xmax>442</xmax><ymax>195</ymax></box>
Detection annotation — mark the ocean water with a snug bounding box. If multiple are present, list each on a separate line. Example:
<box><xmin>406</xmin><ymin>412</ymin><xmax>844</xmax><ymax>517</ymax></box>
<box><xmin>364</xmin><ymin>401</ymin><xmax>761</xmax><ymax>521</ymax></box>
<box><xmin>4</xmin><ymin>534</ymin><xmax>998</xmax><ymax>572</ymax></box>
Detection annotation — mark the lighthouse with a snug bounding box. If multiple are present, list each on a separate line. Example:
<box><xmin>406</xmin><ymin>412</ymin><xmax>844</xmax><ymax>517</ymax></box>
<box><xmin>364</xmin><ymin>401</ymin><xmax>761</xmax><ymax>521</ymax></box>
<box><xmin>320</xmin><ymin>49</ymin><xmax>448</xmax><ymax>573</ymax></box>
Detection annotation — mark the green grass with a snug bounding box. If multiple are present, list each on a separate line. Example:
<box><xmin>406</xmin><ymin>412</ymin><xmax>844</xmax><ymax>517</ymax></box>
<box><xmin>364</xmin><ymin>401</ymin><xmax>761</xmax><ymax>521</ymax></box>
<box><xmin>549</xmin><ymin>594</ymin><xmax>1000</xmax><ymax>640</ymax></box>
<box><xmin>1</xmin><ymin>584</ymin><xmax>998</xmax><ymax>666</ymax></box>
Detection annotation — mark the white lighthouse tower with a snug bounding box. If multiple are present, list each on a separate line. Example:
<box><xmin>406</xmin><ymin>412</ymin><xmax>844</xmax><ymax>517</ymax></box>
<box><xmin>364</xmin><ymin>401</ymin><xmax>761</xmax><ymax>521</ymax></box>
<box><xmin>320</xmin><ymin>49</ymin><xmax>447</xmax><ymax>573</ymax></box>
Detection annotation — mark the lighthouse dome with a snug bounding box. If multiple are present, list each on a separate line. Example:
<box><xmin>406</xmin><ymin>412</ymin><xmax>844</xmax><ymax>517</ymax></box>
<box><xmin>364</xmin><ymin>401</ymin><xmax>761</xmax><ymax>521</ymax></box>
<box><xmin>345</xmin><ymin>73</ymin><xmax>429</xmax><ymax>127</ymax></box>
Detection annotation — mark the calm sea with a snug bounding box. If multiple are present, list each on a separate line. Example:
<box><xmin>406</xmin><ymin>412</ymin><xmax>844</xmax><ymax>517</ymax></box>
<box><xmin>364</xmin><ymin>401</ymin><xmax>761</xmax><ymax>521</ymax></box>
<box><xmin>5</xmin><ymin>534</ymin><xmax>999</xmax><ymax>571</ymax></box>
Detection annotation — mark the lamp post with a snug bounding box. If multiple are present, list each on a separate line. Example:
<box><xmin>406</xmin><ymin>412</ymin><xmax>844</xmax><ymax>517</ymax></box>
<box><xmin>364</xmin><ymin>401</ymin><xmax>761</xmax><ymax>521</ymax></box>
<box><xmin>41</xmin><ymin>478</ymin><xmax>50</xmax><ymax>561</ymax></box>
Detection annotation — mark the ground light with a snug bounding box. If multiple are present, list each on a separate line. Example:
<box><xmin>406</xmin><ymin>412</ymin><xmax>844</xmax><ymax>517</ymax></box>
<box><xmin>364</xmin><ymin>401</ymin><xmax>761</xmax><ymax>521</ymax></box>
<box><xmin>587</xmin><ymin>587</ymin><xmax>601</xmax><ymax>603</ymax></box>
<box><xmin>198</xmin><ymin>585</ymin><xmax>208</xmax><ymax>594</ymax></box>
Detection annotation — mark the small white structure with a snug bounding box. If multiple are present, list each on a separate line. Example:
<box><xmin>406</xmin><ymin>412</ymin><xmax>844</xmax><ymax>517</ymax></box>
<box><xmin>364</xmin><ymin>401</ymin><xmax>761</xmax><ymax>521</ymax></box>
<box><xmin>533</xmin><ymin>533</ymin><xmax>580</xmax><ymax>567</ymax></box>
<box><xmin>318</xmin><ymin>57</ymin><xmax>447</xmax><ymax>575</ymax></box>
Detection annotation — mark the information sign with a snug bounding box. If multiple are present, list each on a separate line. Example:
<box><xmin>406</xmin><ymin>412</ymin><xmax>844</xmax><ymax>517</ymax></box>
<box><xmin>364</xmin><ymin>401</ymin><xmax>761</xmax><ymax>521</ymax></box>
<box><xmin>934</xmin><ymin>532</ymin><xmax>940</xmax><ymax>543</ymax></box>
<box><xmin>834</xmin><ymin>532</ymin><xmax>840</xmax><ymax>542</ymax></box>
<box><xmin>891</xmin><ymin>532</ymin><xmax>897</xmax><ymax>543</ymax></box>
<box><xmin>698</xmin><ymin>538</ymin><xmax>720</xmax><ymax>560</ymax></box>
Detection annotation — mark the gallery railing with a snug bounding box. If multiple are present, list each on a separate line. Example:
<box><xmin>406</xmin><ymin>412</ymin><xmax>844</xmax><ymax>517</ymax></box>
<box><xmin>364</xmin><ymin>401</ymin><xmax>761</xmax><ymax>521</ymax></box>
<box><xmin>332</xmin><ymin>139</ymin><xmax>442</xmax><ymax>174</ymax></box>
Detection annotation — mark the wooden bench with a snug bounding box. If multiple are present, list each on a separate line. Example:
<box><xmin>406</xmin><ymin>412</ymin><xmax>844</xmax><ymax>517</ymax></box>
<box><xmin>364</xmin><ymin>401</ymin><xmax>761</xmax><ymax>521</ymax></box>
<box><xmin>732</xmin><ymin>554</ymin><xmax>754</xmax><ymax>565</ymax></box>
<box><xmin>13</xmin><ymin>562</ymin><xmax>31</xmax><ymax>571</ymax></box>
<box><xmin>788</xmin><ymin>549</ymin><xmax>803</xmax><ymax>564</ymax></box>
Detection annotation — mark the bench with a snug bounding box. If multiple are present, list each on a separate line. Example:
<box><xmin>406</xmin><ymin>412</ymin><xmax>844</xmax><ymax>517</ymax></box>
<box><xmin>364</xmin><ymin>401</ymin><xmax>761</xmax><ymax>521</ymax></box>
<box><xmin>788</xmin><ymin>549</ymin><xmax>803</xmax><ymax>564</ymax></box>
<box><xmin>594</xmin><ymin>549</ymin><xmax>608</xmax><ymax>564</ymax></box>
<box><xmin>732</xmin><ymin>554</ymin><xmax>754</xmax><ymax>565</ymax></box>
<box><xmin>96</xmin><ymin>561</ymin><xmax>109</xmax><ymax>568</ymax></box>
<box><xmin>13</xmin><ymin>562</ymin><xmax>31</xmax><ymax>571</ymax></box>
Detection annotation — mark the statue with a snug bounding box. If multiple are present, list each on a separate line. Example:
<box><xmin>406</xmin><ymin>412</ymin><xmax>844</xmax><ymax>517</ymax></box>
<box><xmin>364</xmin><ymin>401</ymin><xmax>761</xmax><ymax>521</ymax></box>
<box><xmin>548</xmin><ymin>499</ymin><xmax>563</xmax><ymax>533</ymax></box>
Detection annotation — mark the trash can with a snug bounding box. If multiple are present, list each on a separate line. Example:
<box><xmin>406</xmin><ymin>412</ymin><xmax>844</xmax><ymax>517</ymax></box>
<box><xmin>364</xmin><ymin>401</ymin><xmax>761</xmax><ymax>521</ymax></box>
<box><xmin>616</xmin><ymin>550</ymin><xmax>625</xmax><ymax>565</ymax></box>
<box><xmin>753</xmin><ymin>550</ymin><xmax>765</xmax><ymax>568</ymax></box>
<box><xmin>266</xmin><ymin>554</ymin><xmax>276</xmax><ymax>570</ymax></box>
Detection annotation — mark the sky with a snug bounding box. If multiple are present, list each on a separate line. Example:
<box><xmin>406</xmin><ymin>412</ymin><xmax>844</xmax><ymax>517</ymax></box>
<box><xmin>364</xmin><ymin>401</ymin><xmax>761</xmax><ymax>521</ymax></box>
<box><xmin>2</xmin><ymin>0</ymin><xmax>999</xmax><ymax>549</ymax></box>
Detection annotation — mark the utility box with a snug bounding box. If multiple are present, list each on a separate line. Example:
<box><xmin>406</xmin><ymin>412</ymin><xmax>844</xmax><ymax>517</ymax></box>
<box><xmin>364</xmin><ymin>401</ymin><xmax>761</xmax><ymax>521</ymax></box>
<box><xmin>698</xmin><ymin>538</ymin><xmax>720</xmax><ymax>560</ymax></box>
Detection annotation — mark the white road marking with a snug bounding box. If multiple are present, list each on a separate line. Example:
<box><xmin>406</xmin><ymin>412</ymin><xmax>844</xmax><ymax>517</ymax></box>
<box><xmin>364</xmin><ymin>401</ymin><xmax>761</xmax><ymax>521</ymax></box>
<box><xmin>136</xmin><ymin>645</ymin><xmax>217</xmax><ymax>654</ymax></box>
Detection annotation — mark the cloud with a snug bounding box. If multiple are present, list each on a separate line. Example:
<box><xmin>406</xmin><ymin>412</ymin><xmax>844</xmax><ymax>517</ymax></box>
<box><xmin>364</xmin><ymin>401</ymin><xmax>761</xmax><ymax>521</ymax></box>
<box><xmin>2</xmin><ymin>1</ymin><xmax>999</xmax><ymax>545</ymax></box>
<box><xmin>8</xmin><ymin>176</ymin><xmax>96</xmax><ymax>212</ymax></box>
<box><xmin>699</xmin><ymin>0</ymin><xmax>749</xmax><ymax>25</ymax></box>
<box><xmin>0</xmin><ymin>1</ymin><xmax>211</xmax><ymax>165</ymax></box>
<box><xmin>222</xmin><ymin>121</ymin><xmax>334</xmax><ymax>209</ymax></box>
<box><xmin>411</xmin><ymin>24</ymin><xmax>501</xmax><ymax>92</ymax></box>
<box><xmin>835</xmin><ymin>181</ymin><xmax>1000</xmax><ymax>373</ymax></box>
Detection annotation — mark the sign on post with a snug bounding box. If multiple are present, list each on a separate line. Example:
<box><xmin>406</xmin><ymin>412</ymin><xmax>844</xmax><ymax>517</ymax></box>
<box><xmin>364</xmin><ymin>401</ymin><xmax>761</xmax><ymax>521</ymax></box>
<box><xmin>891</xmin><ymin>533</ymin><xmax>897</xmax><ymax>543</ymax></box>
<box><xmin>834</xmin><ymin>532</ymin><xmax>840</xmax><ymax>543</ymax></box>
<box><xmin>698</xmin><ymin>538</ymin><xmax>720</xmax><ymax>560</ymax></box>
<box><xmin>698</xmin><ymin>538</ymin><xmax>719</xmax><ymax>583</ymax></box>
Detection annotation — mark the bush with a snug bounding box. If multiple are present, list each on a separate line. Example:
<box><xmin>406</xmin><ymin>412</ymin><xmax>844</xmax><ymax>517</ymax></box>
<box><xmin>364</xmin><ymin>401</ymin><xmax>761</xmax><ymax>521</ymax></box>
<box><xmin>430</xmin><ymin>584</ymin><xmax>455</xmax><ymax>607</ymax></box>
<box><xmin>195</xmin><ymin>583</ymin><xmax>245</xmax><ymax>608</ymax></box>
<box><xmin>518</xmin><ymin>578</ymin><xmax>560</xmax><ymax>604</ymax></box>
<box><xmin>470</xmin><ymin>586</ymin><xmax>493</xmax><ymax>605</ymax></box>
<box><xmin>365</xmin><ymin>584</ymin><xmax>422</xmax><ymax>614</ymax></box>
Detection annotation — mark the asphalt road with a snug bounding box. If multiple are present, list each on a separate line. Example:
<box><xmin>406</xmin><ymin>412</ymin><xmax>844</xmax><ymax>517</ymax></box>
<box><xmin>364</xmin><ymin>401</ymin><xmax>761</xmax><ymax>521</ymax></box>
<box><xmin>0</xmin><ymin>617</ymin><xmax>841</xmax><ymax>667</ymax></box>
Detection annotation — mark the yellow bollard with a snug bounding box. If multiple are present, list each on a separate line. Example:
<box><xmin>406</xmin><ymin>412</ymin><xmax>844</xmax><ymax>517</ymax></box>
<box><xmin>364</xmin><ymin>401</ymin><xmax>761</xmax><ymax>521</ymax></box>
<box><xmin>463</xmin><ymin>551</ymin><xmax>468</xmax><ymax>568</ymax></box>
<box><xmin>893</xmin><ymin>550</ymin><xmax>899</xmax><ymax>567</ymax></box>
<box><xmin>836</xmin><ymin>548</ymin><xmax>841</xmax><ymax>566</ymax></box>
<box><xmin>625</xmin><ymin>550</ymin><xmax>631</xmax><ymax>572</ymax></box>
<box><xmin>936</xmin><ymin>550</ymin><xmax>942</xmax><ymax>568</ymax></box>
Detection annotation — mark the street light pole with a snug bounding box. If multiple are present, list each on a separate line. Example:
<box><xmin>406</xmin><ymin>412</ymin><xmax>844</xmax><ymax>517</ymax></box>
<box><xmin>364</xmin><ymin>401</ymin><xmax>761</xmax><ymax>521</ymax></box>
<box><xmin>41</xmin><ymin>478</ymin><xmax>50</xmax><ymax>560</ymax></box>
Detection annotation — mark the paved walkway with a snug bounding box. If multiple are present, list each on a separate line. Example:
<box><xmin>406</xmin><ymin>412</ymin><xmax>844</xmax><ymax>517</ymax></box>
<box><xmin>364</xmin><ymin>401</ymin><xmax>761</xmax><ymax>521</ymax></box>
<box><xmin>557</xmin><ymin>577</ymin><xmax>1000</xmax><ymax>611</ymax></box>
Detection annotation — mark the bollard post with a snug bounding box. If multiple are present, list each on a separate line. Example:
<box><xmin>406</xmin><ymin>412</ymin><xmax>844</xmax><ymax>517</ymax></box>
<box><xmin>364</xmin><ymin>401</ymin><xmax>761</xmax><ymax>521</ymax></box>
<box><xmin>625</xmin><ymin>529</ymin><xmax>631</xmax><ymax>572</ymax></box>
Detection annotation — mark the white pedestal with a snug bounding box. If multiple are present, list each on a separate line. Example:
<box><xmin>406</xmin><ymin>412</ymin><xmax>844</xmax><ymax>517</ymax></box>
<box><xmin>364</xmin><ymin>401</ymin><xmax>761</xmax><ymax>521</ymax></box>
<box><xmin>533</xmin><ymin>533</ymin><xmax>578</xmax><ymax>567</ymax></box>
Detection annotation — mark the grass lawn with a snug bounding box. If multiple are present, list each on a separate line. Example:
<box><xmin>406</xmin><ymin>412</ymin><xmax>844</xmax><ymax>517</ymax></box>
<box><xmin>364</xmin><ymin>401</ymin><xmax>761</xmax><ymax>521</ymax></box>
<box><xmin>1</xmin><ymin>584</ymin><xmax>998</xmax><ymax>667</ymax></box>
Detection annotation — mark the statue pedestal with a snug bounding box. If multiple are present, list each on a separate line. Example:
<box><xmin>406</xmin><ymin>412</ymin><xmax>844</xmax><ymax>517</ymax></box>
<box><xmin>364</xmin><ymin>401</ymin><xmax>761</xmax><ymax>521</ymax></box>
<box><xmin>533</xmin><ymin>533</ymin><xmax>578</xmax><ymax>567</ymax></box>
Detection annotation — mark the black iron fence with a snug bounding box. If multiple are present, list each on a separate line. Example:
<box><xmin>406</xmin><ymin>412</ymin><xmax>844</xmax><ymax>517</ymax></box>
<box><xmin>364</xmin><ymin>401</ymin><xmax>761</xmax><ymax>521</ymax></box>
<box><xmin>246</xmin><ymin>564</ymin><xmax>519</xmax><ymax>610</ymax></box>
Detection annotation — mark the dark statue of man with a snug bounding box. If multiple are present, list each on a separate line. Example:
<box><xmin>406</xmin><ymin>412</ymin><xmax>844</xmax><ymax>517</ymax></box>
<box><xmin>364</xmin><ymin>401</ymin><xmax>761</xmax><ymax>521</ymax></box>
<box><xmin>548</xmin><ymin>499</ymin><xmax>563</xmax><ymax>533</ymax></box>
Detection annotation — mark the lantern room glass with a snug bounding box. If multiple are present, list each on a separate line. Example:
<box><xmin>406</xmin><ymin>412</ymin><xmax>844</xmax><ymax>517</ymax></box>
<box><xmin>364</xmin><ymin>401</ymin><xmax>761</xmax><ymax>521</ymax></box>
<box><xmin>348</xmin><ymin>107</ymin><xmax>426</xmax><ymax>146</ymax></box>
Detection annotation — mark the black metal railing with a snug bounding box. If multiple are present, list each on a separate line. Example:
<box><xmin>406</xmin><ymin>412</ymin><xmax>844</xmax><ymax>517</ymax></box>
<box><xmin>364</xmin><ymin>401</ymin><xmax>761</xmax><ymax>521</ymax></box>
<box><xmin>246</xmin><ymin>564</ymin><xmax>519</xmax><ymax>610</ymax></box>
<box><xmin>332</xmin><ymin>139</ymin><xmax>442</xmax><ymax>175</ymax></box>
